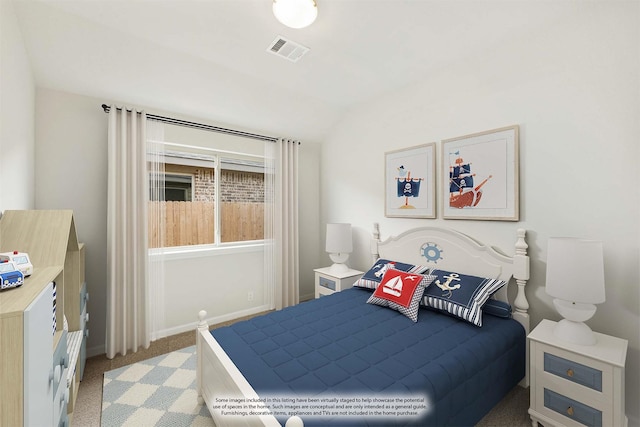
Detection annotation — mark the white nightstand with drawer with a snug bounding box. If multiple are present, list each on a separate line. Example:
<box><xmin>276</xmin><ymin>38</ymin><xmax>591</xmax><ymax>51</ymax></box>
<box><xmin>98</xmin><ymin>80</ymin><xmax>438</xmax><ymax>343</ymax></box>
<box><xmin>314</xmin><ymin>267</ymin><xmax>363</xmax><ymax>298</ymax></box>
<box><xmin>528</xmin><ymin>319</ymin><xmax>628</xmax><ymax>427</ymax></box>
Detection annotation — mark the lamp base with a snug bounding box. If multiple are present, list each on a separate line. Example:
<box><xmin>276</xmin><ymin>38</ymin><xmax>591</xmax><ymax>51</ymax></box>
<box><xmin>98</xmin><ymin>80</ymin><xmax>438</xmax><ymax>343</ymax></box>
<box><xmin>553</xmin><ymin>299</ymin><xmax>597</xmax><ymax>322</ymax></box>
<box><xmin>329</xmin><ymin>252</ymin><xmax>349</xmax><ymax>264</ymax></box>
<box><xmin>329</xmin><ymin>263</ymin><xmax>349</xmax><ymax>275</ymax></box>
<box><xmin>553</xmin><ymin>318</ymin><xmax>597</xmax><ymax>346</ymax></box>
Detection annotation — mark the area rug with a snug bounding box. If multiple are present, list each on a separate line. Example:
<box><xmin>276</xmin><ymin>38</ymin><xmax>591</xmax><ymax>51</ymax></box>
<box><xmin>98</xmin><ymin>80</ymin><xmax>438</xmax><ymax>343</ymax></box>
<box><xmin>101</xmin><ymin>346</ymin><xmax>215</xmax><ymax>427</ymax></box>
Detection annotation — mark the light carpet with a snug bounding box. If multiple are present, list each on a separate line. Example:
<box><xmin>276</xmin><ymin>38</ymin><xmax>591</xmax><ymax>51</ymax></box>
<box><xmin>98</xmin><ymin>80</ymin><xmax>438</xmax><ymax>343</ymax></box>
<box><xmin>101</xmin><ymin>346</ymin><xmax>214</xmax><ymax>427</ymax></box>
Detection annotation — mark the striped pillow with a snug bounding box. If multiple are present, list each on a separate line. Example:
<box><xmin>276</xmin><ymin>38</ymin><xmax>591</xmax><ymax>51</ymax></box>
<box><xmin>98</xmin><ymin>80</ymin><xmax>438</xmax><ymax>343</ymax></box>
<box><xmin>421</xmin><ymin>269</ymin><xmax>508</xmax><ymax>327</ymax></box>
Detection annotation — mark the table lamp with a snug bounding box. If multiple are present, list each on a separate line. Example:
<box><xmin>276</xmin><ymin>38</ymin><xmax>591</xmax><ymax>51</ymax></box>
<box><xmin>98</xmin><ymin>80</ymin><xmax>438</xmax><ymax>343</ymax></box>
<box><xmin>326</xmin><ymin>223</ymin><xmax>352</xmax><ymax>275</ymax></box>
<box><xmin>545</xmin><ymin>237</ymin><xmax>605</xmax><ymax>345</ymax></box>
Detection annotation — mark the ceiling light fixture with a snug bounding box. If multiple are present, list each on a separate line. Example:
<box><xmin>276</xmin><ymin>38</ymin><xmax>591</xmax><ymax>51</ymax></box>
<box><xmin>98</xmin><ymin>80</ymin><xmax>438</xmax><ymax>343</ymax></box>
<box><xmin>273</xmin><ymin>0</ymin><xmax>318</xmax><ymax>29</ymax></box>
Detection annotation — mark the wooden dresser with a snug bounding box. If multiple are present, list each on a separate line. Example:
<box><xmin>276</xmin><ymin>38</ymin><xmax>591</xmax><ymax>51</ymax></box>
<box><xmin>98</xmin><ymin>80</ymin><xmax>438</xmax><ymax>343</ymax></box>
<box><xmin>0</xmin><ymin>210</ymin><xmax>88</xmax><ymax>427</ymax></box>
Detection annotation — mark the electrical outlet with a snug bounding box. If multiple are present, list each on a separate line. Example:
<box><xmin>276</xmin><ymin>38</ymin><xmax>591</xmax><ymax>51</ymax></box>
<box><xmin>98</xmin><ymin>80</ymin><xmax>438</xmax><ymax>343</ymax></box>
<box><xmin>247</xmin><ymin>291</ymin><xmax>254</xmax><ymax>301</ymax></box>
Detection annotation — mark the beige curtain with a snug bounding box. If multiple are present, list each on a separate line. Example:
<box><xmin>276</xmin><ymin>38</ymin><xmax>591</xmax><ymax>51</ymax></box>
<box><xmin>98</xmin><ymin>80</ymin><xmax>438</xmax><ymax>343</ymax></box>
<box><xmin>264</xmin><ymin>138</ymin><xmax>300</xmax><ymax>310</ymax></box>
<box><xmin>106</xmin><ymin>106</ymin><xmax>150</xmax><ymax>358</ymax></box>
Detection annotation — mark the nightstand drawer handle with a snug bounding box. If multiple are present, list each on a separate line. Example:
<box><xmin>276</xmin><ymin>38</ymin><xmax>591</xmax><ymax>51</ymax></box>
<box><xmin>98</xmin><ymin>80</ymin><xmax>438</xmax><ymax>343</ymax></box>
<box><xmin>567</xmin><ymin>368</ymin><xmax>574</xmax><ymax>377</ymax></box>
<box><xmin>567</xmin><ymin>406</ymin><xmax>574</xmax><ymax>416</ymax></box>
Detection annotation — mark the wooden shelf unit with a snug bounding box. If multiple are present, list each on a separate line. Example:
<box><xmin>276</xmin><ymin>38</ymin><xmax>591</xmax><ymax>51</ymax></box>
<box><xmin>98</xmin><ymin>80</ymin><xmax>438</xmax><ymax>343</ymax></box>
<box><xmin>0</xmin><ymin>210</ymin><xmax>87</xmax><ymax>427</ymax></box>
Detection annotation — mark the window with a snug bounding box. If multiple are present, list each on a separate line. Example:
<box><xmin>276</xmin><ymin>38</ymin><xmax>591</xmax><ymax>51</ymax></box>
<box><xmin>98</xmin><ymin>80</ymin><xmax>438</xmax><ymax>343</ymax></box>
<box><xmin>148</xmin><ymin>148</ymin><xmax>265</xmax><ymax>249</ymax></box>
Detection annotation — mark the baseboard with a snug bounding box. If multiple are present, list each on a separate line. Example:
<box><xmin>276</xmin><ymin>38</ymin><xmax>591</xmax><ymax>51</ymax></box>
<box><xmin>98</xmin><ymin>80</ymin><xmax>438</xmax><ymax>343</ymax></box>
<box><xmin>87</xmin><ymin>344</ymin><xmax>104</xmax><ymax>358</ymax></box>
<box><xmin>300</xmin><ymin>291</ymin><xmax>314</xmax><ymax>302</ymax></box>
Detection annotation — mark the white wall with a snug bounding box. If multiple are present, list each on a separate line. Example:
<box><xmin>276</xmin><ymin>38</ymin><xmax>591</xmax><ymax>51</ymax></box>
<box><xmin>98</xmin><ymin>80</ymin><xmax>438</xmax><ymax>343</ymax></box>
<box><xmin>321</xmin><ymin>3</ymin><xmax>640</xmax><ymax>424</ymax></box>
<box><xmin>0</xmin><ymin>0</ymin><xmax>35</xmax><ymax>211</ymax></box>
<box><xmin>160</xmin><ymin>246</ymin><xmax>268</xmax><ymax>337</ymax></box>
<box><xmin>34</xmin><ymin>88</ymin><xmax>321</xmax><ymax>355</ymax></box>
<box><xmin>35</xmin><ymin>89</ymin><xmax>109</xmax><ymax>356</ymax></box>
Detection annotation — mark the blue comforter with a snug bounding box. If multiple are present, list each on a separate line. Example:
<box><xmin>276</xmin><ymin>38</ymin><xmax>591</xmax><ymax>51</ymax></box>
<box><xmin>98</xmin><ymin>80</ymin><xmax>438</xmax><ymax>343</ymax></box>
<box><xmin>211</xmin><ymin>287</ymin><xmax>525</xmax><ymax>426</ymax></box>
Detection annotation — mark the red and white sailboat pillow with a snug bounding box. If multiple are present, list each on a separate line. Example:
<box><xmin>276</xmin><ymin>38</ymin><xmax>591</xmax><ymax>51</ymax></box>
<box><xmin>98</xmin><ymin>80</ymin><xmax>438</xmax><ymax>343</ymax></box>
<box><xmin>367</xmin><ymin>269</ymin><xmax>435</xmax><ymax>322</ymax></box>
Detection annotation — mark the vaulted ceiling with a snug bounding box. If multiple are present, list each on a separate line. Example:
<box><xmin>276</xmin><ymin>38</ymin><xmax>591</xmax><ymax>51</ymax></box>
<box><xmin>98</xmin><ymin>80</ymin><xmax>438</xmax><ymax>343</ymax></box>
<box><xmin>13</xmin><ymin>0</ymin><xmax>576</xmax><ymax>141</ymax></box>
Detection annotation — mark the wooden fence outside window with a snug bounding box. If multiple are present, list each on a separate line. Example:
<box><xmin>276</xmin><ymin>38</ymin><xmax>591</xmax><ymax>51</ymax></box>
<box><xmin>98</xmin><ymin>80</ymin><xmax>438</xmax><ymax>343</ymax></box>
<box><xmin>148</xmin><ymin>201</ymin><xmax>264</xmax><ymax>248</ymax></box>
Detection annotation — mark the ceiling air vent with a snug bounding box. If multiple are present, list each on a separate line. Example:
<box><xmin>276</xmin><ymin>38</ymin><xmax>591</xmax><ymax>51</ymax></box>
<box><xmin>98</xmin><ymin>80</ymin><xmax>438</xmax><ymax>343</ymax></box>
<box><xmin>267</xmin><ymin>36</ymin><xmax>310</xmax><ymax>63</ymax></box>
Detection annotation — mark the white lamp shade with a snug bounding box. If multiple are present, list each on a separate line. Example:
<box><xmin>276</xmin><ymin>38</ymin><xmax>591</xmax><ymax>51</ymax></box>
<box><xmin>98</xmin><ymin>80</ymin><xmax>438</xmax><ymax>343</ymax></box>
<box><xmin>545</xmin><ymin>237</ymin><xmax>605</xmax><ymax>304</ymax></box>
<box><xmin>273</xmin><ymin>0</ymin><xmax>318</xmax><ymax>29</ymax></box>
<box><xmin>326</xmin><ymin>223</ymin><xmax>352</xmax><ymax>254</ymax></box>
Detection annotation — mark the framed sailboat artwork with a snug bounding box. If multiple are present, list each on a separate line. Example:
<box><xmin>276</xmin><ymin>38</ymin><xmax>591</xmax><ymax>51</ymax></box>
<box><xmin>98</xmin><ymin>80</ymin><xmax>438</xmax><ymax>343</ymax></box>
<box><xmin>384</xmin><ymin>143</ymin><xmax>436</xmax><ymax>218</ymax></box>
<box><xmin>442</xmin><ymin>125</ymin><xmax>519</xmax><ymax>221</ymax></box>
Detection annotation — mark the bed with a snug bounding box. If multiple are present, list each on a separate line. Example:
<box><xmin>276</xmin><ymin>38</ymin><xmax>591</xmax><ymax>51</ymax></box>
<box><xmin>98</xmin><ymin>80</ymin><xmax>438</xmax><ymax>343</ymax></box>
<box><xmin>196</xmin><ymin>225</ymin><xmax>530</xmax><ymax>426</ymax></box>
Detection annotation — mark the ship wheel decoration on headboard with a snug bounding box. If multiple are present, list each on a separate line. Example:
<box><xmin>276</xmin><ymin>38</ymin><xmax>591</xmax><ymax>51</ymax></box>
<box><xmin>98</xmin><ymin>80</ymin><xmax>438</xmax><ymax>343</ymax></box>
<box><xmin>420</xmin><ymin>242</ymin><xmax>443</xmax><ymax>263</ymax></box>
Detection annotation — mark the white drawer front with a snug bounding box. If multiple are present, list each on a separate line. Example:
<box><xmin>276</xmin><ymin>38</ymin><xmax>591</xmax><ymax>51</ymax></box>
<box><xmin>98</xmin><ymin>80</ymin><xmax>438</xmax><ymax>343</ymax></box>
<box><xmin>23</xmin><ymin>283</ymin><xmax>55</xmax><ymax>427</ymax></box>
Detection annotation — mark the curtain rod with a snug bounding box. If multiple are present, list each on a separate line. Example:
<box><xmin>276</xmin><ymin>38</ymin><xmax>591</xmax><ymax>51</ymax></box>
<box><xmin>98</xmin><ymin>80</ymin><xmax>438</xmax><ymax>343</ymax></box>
<box><xmin>101</xmin><ymin>104</ymin><xmax>278</xmax><ymax>143</ymax></box>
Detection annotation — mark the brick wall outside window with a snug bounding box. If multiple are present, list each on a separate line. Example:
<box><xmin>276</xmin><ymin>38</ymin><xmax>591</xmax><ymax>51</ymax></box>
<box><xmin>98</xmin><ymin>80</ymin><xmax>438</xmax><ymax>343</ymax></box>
<box><xmin>194</xmin><ymin>168</ymin><xmax>214</xmax><ymax>202</ymax></box>
<box><xmin>221</xmin><ymin>170</ymin><xmax>264</xmax><ymax>203</ymax></box>
<box><xmin>166</xmin><ymin>164</ymin><xmax>264</xmax><ymax>203</ymax></box>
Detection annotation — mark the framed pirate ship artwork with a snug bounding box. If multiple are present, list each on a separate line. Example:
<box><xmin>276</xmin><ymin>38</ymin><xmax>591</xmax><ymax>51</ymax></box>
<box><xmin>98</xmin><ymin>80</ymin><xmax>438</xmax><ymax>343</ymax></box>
<box><xmin>442</xmin><ymin>125</ymin><xmax>519</xmax><ymax>221</ymax></box>
<box><xmin>385</xmin><ymin>143</ymin><xmax>436</xmax><ymax>218</ymax></box>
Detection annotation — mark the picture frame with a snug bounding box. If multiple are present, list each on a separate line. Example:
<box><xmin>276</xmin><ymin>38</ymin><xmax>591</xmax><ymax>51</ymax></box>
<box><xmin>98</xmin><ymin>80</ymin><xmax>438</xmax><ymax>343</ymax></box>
<box><xmin>385</xmin><ymin>143</ymin><xmax>436</xmax><ymax>218</ymax></box>
<box><xmin>441</xmin><ymin>125</ymin><xmax>519</xmax><ymax>221</ymax></box>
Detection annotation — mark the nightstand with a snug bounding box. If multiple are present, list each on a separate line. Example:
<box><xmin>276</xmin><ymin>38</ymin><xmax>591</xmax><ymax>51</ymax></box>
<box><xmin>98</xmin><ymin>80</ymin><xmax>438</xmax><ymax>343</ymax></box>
<box><xmin>314</xmin><ymin>267</ymin><xmax>363</xmax><ymax>298</ymax></box>
<box><xmin>528</xmin><ymin>319</ymin><xmax>628</xmax><ymax>427</ymax></box>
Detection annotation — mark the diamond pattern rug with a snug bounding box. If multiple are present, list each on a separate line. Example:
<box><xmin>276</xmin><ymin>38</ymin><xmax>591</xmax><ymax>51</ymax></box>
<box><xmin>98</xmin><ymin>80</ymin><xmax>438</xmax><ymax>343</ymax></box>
<box><xmin>101</xmin><ymin>346</ymin><xmax>215</xmax><ymax>427</ymax></box>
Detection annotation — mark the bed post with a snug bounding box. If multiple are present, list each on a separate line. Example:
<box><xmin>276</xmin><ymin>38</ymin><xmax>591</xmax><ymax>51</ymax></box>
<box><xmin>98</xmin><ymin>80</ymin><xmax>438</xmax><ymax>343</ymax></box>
<box><xmin>512</xmin><ymin>229</ymin><xmax>530</xmax><ymax>333</ymax></box>
<box><xmin>512</xmin><ymin>229</ymin><xmax>530</xmax><ymax>388</ymax></box>
<box><xmin>371</xmin><ymin>222</ymin><xmax>381</xmax><ymax>262</ymax></box>
<box><xmin>196</xmin><ymin>310</ymin><xmax>208</xmax><ymax>405</ymax></box>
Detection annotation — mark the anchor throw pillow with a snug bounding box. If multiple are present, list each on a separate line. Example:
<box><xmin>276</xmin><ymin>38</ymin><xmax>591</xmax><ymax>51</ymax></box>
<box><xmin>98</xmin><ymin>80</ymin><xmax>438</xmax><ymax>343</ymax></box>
<box><xmin>353</xmin><ymin>258</ymin><xmax>430</xmax><ymax>291</ymax></box>
<box><xmin>421</xmin><ymin>269</ymin><xmax>508</xmax><ymax>327</ymax></box>
<box><xmin>366</xmin><ymin>269</ymin><xmax>435</xmax><ymax>322</ymax></box>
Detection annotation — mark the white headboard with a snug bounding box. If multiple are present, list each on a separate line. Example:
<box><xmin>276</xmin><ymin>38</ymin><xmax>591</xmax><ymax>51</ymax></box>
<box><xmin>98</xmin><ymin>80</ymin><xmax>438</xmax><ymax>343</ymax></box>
<box><xmin>371</xmin><ymin>224</ymin><xmax>530</xmax><ymax>334</ymax></box>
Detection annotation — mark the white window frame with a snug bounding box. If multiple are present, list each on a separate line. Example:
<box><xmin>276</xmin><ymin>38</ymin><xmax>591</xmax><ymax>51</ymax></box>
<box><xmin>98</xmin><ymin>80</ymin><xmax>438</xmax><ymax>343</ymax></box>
<box><xmin>148</xmin><ymin>140</ymin><xmax>266</xmax><ymax>255</ymax></box>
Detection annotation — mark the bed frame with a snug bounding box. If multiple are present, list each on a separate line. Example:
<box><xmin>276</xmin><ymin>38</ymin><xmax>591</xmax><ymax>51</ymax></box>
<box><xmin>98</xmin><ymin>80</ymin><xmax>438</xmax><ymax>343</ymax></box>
<box><xmin>196</xmin><ymin>225</ymin><xmax>530</xmax><ymax>427</ymax></box>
